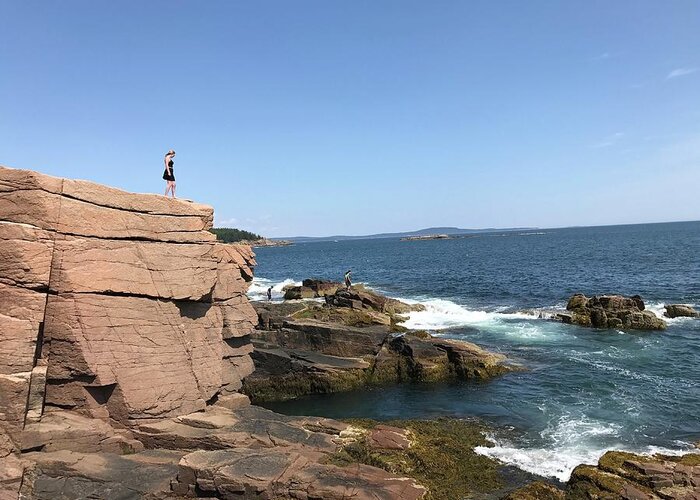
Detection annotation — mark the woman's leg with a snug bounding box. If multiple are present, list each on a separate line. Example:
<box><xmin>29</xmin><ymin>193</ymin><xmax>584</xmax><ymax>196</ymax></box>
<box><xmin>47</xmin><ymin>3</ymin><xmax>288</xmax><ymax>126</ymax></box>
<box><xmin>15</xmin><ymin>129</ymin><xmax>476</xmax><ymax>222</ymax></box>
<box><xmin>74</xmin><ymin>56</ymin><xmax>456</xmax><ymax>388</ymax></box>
<box><xmin>172</xmin><ymin>182</ymin><xmax>176</xmax><ymax>198</ymax></box>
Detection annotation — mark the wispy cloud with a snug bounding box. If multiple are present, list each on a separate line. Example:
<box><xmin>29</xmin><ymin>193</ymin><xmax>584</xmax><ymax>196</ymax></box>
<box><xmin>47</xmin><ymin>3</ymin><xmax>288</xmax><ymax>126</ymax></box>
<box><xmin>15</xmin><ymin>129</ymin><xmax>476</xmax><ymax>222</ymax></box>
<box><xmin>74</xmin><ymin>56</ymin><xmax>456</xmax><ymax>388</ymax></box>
<box><xmin>666</xmin><ymin>67</ymin><xmax>698</xmax><ymax>80</ymax></box>
<box><xmin>591</xmin><ymin>51</ymin><xmax>623</xmax><ymax>61</ymax></box>
<box><xmin>591</xmin><ymin>132</ymin><xmax>624</xmax><ymax>149</ymax></box>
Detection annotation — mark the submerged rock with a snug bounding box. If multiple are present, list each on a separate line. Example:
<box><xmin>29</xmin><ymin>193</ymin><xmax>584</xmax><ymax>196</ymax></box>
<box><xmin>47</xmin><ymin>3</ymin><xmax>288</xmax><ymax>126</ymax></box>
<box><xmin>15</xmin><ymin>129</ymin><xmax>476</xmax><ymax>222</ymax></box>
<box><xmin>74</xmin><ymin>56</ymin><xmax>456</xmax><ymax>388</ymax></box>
<box><xmin>664</xmin><ymin>304</ymin><xmax>699</xmax><ymax>319</ymax></box>
<box><xmin>562</xmin><ymin>294</ymin><xmax>666</xmax><ymax>331</ymax></box>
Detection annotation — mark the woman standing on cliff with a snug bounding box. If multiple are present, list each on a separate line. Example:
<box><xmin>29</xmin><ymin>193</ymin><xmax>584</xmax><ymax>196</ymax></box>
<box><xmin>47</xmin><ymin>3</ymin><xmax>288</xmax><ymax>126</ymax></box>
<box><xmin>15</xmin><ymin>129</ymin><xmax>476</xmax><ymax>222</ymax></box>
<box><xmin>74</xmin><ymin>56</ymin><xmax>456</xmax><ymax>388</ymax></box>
<box><xmin>163</xmin><ymin>150</ymin><xmax>176</xmax><ymax>198</ymax></box>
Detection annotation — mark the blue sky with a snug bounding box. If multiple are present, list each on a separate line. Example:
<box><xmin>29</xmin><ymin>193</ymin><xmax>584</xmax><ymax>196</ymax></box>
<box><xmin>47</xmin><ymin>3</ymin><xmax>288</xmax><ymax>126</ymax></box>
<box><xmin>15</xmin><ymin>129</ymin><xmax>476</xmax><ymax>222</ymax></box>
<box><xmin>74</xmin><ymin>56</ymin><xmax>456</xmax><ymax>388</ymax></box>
<box><xmin>1</xmin><ymin>1</ymin><xmax>698</xmax><ymax>237</ymax></box>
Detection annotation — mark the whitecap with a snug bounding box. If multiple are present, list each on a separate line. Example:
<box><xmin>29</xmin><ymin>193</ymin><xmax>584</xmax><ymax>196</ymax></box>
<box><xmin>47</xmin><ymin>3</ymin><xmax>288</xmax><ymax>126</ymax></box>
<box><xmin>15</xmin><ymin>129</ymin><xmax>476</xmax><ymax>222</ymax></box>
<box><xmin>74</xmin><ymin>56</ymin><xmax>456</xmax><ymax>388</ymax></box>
<box><xmin>247</xmin><ymin>277</ymin><xmax>301</xmax><ymax>301</ymax></box>
<box><xmin>646</xmin><ymin>301</ymin><xmax>698</xmax><ymax>325</ymax></box>
<box><xmin>398</xmin><ymin>297</ymin><xmax>563</xmax><ymax>343</ymax></box>
<box><xmin>475</xmin><ymin>414</ymin><xmax>695</xmax><ymax>481</ymax></box>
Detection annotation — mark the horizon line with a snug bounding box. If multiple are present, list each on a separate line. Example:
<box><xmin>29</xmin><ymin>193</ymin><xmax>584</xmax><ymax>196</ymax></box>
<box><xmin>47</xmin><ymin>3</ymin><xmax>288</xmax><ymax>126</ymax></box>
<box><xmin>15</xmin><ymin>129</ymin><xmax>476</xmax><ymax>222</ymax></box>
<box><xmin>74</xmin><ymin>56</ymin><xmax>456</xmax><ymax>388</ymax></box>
<box><xmin>260</xmin><ymin>218</ymin><xmax>700</xmax><ymax>241</ymax></box>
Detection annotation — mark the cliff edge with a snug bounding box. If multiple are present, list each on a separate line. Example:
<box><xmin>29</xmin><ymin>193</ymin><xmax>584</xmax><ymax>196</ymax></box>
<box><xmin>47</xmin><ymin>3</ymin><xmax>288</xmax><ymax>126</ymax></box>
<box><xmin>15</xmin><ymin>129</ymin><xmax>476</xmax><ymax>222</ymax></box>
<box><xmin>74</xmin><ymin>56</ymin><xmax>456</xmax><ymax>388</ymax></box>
<box><xmin>0</xmin><ymin>166</ymin><xmax>257</xmax><ymax>494</ymax></box>
<box><xmin>0</xmin><ymin>167</ymin><xmax>430</xmax><ymax>500</ymax></box>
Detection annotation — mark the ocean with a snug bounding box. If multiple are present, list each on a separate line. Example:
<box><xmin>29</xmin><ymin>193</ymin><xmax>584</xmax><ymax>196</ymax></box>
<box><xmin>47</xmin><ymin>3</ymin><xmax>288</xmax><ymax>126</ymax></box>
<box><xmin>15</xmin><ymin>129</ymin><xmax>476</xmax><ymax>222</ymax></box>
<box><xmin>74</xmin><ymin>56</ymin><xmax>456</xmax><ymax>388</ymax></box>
<box><xmin>247</xmin><ymin>221</ymin><xmax>700</xmax><ymax>481</ymax></box>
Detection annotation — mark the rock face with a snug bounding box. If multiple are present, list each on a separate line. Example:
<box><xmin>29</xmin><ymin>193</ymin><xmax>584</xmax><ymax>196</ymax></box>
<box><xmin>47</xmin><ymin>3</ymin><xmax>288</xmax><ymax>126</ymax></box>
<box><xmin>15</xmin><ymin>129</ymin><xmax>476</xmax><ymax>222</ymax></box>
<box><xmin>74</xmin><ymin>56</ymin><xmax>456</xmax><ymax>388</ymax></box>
<box><xmin>568</xmin><ymin>451</ymin><xmax>700</xmax><ymax>499</ymax></box>
<box><xmin>244</xmin><ymin>289</ymin><xmax>514</xmax><ymax>402</ymax></box>
<box><xmin>0</xmin><ymin>166</ymin><xmax>257</xmax><ymax>426</ymax></box>
<box><xmin>561</xmin><ymin>294</ymin><xmax>666</xmax><ymax>330</ymax></box>
<box><xmin>0</xmin><ymin>167</ymin><xmax>435</xmax><ymax>500</ymax></box>
<box><xmin>664</xmin><ymin>304</ymin><xmax>699</xmax><ymax>319</ymax></box>
<box><xmin>0</xmin><ymin>166</ymin><xmax>258</xmax><ymax>498</ymax></box>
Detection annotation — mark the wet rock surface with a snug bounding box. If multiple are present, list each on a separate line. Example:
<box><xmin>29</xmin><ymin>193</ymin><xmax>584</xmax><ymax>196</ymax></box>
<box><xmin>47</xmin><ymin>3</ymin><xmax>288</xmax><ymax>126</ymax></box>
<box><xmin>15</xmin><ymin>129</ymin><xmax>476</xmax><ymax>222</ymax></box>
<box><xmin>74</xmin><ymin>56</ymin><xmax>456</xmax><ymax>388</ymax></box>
<box><xmin>664</xmin><ymin>304</ymin><xmax>699</xmax><ymax>319</ymax></box>
<box><xmin>567</xmin><ymin>451</ymin><xmax>700</xmax><ymax>499</ymax></box>
<box><xmin>244</xmin><ymin>291</ymin><xmax>515</xmax><ymax>402</ymax></box>
<box><xmin>559</xmin><ymin>294</ymin><xmax>667</xmax><ymax>330</ymax></box>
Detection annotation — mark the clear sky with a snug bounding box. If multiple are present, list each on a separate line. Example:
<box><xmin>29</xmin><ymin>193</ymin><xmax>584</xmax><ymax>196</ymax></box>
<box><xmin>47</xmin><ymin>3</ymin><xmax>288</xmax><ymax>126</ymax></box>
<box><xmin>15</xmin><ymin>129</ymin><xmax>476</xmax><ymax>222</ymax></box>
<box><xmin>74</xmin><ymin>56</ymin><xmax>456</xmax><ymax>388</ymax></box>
<box><xmin>2</xmin><ymin>1</ymin><xmax>699</xmax><ymax>237</ymax></box>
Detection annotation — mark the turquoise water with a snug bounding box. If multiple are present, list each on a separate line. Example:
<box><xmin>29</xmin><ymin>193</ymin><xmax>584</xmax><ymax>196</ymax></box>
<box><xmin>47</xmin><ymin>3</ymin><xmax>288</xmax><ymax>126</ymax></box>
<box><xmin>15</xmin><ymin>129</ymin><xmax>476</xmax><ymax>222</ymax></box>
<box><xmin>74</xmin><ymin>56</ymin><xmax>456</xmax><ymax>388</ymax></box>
<box><xmin>248</xmin><ymin>221</ymin><xmax>700</xmax><ymax>480</ymax></box>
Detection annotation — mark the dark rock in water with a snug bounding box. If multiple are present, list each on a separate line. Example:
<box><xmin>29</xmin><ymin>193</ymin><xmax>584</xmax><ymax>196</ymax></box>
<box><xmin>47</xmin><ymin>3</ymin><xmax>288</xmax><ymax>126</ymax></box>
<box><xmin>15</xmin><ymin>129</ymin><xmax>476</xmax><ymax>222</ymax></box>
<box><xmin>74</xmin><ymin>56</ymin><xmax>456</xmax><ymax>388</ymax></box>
<box><xmin>281</xmin><ymin>279</ymin><xmax>342</xmax><ymax>300</ymax></box>
<box><xmin>564</xmin><ymin>294</ymin><xmax>666</xmax><ymax>330</ymax></box>
<box><xmin>664</xmin><ymin>304</ymin><xmax>699</xmax><ymax>318</ymax></box>
<box><xmin>302</xmin><ymin>278</ymin><xmax>341</xmax><ymax>296</ymax></box>
<box><xmin>283</xmin><ymin>285</ymin><xmax>316</xmax><ymax>300</ymax></box>
<box><xmin>244</xmin><ymin>300</ymin><xmax>515</xmax><ymax>402</ymax></box>
<box><xmin>568</xmin><ymin>451</ymin><xmax>700</xmax><ymax>500</ymax></box>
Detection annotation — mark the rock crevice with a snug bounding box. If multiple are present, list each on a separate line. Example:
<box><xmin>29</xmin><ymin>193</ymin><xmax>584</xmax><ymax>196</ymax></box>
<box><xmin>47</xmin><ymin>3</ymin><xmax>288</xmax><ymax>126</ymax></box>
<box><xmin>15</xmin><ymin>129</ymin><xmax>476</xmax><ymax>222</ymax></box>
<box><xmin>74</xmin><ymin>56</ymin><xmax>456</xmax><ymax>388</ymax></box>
<box><xmin>0</xmin><ymin>166</ymin><xmax>257</xmax><ymax>496</ymax></box>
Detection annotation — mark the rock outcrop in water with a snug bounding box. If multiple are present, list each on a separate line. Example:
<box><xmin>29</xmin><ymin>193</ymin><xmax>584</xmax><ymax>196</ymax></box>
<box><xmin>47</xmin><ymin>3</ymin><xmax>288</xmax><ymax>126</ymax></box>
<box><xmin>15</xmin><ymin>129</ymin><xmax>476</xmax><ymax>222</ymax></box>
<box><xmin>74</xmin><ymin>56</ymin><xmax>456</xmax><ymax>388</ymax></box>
<box><xmin>664</xmin><ymin>304</ymin><xmax>699</xmax><ymax>319</ymax></box>
<box><xmin>567</xmin><ymin>451</ymin><xmax>700</xmax><ymax>499</ymax></box>
<box><xmin>244</xmin><ymin>286</ymin><xmax>515</xmax><ymax>402</ymax></box>
<box><xmin>559</xmin><ymin>294</ymin><xmax>667</xmax><ymax>330</ymax></box>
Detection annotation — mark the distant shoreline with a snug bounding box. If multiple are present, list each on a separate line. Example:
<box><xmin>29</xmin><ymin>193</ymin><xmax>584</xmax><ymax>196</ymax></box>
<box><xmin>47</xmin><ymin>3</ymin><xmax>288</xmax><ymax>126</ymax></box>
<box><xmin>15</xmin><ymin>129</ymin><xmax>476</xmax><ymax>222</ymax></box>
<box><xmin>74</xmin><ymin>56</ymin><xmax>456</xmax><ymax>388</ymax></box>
<box><xmin>271</xmin><ymin>219</ymin><xmax>700</xmax><ymax>244</ymax></box>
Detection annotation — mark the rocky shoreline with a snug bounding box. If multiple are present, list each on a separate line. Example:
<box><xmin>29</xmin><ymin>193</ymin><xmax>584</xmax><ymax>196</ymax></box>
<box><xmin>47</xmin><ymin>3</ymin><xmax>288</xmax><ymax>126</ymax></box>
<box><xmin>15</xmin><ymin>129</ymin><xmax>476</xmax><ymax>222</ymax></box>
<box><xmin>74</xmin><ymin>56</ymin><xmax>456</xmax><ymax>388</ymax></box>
<box><xmin>1</xmin><ymin>167</ymin><xmax>698</xmax><ymax>500</ymax></box>
<box><xmin>243</xmin><ymin>284</ymin><xmax>517</xmax><ymax>403</ymax></box>
<box><xmin>243</xmin><ymin>238</ymin><xmax>294</xmax><ymax>247</ymax></box>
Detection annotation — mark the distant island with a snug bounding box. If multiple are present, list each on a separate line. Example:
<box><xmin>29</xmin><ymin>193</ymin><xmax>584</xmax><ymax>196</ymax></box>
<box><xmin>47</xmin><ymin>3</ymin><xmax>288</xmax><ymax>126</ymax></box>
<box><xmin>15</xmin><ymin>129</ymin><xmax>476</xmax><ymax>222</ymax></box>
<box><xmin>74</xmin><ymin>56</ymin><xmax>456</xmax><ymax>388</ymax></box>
<box><xmin>401</xmin><ymin>234</ymin><xmax>452</xmax><ymax>241</ymax></box>
<box><xmin>275</xmin><ymin>226</ymin><xmax>538</xmax><ymax>243</ymax></box>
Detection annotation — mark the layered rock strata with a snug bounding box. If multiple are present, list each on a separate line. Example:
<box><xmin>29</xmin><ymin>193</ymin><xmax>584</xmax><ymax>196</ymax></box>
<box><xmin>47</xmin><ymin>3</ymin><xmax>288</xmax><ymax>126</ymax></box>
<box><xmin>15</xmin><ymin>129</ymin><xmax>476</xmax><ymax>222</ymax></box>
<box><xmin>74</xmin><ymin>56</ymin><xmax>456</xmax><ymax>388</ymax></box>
<box><xmin>244</xmin><ymin>289</ymin><xmax>514</xmax><ymax>402</ymax></box>
<box><xmin>16</xmin><ymin>405</ymin><xmax>428</xmax><ymax>500</ymax></box>
<box><xmin>0</xmin><ymin>166</ymin><xmax>257</xmax><ymax>497</ymax></box>
<box><xmin>0</xmin><ymin>167</ymin><xmax>438</xmax><ymax>500</ymax></box>
<box><xmin>559</xmin><ymin>294</ymin><xmax>667</xmax><ymax>330</ymax></box>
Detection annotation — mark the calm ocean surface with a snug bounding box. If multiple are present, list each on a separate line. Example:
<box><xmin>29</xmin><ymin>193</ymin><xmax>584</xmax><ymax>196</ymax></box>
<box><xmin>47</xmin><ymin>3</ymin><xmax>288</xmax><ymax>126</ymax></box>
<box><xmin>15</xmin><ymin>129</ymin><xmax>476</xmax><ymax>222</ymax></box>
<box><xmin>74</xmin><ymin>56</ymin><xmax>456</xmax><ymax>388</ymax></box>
<box><xmin>248</xmin><ymin>221</ymin><xmax>700</xmax><ymax>480</ymax></box>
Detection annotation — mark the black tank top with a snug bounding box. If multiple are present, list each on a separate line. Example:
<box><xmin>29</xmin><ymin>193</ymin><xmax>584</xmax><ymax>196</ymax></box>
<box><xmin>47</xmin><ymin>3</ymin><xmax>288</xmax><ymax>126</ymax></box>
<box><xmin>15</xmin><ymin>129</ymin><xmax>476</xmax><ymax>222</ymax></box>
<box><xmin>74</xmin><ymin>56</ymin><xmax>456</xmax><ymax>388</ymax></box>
<box><xmin>168</xmin><ymin>159</ymin><xmax>174</xmax><ymax>168</ymax></box>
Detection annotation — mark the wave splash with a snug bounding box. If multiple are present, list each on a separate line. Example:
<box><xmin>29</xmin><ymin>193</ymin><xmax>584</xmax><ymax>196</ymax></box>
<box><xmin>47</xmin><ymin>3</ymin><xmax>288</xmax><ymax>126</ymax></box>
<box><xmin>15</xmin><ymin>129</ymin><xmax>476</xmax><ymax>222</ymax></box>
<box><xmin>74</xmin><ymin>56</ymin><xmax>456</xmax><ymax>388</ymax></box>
<box><xmin>399</xmin><ymin>297</ymin><xmax>551</xmax><ymax>333</ymax></box>
<box><xmin>247</xmin><ymin>277</ymin><xmax>301</xmax><ymax>301</ymax></box>
<box><xmin>646</xmin><ymin>301</ymin><xmax>698</xmax><ymax>325</ymax></box>
<box><xmin>475</xmin><ymin>415</ymin><xmax>694</xmax><ymax>482</ymax></box>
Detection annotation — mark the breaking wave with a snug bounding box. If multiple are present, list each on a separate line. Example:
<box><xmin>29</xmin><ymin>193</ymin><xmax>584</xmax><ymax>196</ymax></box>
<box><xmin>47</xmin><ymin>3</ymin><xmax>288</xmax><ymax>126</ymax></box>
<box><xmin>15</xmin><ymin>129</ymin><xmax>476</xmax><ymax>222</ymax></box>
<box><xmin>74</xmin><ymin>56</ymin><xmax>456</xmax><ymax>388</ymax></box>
<box><xmin>476</xmin><ymin>415</ymin><xmax>695</xmax><ymax>481</ymax></box>
<box><xmin>247</xmin><ymin>277</ymin><xmax>301</xmax><ymax>301</ymax></box>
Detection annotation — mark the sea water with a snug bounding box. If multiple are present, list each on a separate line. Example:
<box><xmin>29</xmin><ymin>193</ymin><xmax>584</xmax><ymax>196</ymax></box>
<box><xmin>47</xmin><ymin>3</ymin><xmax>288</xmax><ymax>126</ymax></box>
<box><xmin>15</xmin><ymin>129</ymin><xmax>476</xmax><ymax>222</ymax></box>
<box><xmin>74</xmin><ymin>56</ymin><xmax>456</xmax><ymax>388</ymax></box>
<box><xmin>247</xmin><ymin>221</ymin><xmax>700</xmax><ymax>481</ymax></box>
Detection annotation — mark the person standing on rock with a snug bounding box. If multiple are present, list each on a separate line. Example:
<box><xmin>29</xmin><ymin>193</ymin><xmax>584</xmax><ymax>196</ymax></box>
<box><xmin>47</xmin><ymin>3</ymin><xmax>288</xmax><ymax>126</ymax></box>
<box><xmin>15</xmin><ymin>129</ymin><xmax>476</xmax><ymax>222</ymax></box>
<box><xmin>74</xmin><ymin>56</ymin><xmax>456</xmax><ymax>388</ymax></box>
<box><xmin>163</xmin><ymin>150</ymin><xmax>176</xmax><ymax>198</ymax></box>
<box><xmin>344</xmin><ymin>270</ymin><xmax>352</xmax><ymax>290</ymax></box>
<box><xmin>267</xmin><ymin>286</ymin><xmax>273</xmax><ymax>301</ymax></box>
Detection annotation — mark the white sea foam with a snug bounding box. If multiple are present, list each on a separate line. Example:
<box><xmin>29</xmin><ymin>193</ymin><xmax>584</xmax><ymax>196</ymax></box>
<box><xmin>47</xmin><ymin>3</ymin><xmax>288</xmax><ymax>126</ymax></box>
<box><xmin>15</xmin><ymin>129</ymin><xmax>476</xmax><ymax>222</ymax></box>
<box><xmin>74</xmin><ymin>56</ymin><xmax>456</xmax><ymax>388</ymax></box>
<box><xmin>476</xmin><ymin>415</ymin><xmax>696</xmax><ymax>481</ymax></box>
<box><xmin>646</xmin><ymin>301</ymin><xmax>698</xmax><ymax>325</ymax></box>
<box><xmin>399</xmin><ymin>297</ymin><xmax>556</xmax><ymax>339</ymax></box>
<box><xmin>247</xmin><ymin>277</ymin><xmax>301</xmax><ymax>301</ymax></box>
